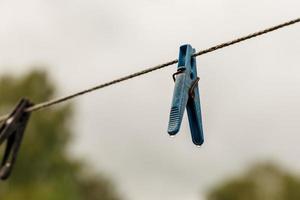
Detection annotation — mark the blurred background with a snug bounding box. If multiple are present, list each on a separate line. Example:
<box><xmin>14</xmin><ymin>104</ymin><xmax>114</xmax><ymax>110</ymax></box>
<box><xmin>0</xmin><ymin>0</ymin><xmax>300</xmax><ymax>199</ymax></box>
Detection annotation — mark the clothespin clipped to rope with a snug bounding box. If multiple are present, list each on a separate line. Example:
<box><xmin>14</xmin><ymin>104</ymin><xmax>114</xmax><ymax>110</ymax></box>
<box><xmin>168</xmin><ymin>44</ymin><xmax>204</xmax><ymax>146</ymax></box>
<box><xmin>0</xmin><ymin>99</ymin><xmax>33</xmax><ymax>180</ymax></box>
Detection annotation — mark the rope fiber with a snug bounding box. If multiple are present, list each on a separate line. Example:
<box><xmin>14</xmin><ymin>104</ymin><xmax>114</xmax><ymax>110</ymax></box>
<box><xmin>0</xmin><ymin>18</ymin><xmax>299</xmax><ymax>123</ymax></box>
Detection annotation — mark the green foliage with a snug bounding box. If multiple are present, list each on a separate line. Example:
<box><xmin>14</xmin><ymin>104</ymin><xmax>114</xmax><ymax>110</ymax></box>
<box><xmin>207</xmin><ymin>163</ymin><xmax>300</xmax><ymax>200</ymax></box>
<box><xmin>0</xmin><ymin>70</ymin><xmax>120</xmax><ymax>200</ymax></box>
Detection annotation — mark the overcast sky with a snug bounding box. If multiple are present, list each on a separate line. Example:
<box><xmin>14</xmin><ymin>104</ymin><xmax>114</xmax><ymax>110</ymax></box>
<box><xmin>0</xmin><ymin>0</ymin><xmax>300</xmax><ymax>199</ymax></box>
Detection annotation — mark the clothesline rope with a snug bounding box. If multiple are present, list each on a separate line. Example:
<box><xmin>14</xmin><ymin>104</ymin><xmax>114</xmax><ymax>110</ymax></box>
<box><xmin>0</xmin><ymin>18</ymin><xmax>299</xmax><ymax>123</ymax></box>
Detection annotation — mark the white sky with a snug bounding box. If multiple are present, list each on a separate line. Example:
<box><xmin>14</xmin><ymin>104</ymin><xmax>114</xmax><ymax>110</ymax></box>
<box><xmin>0</xmin><ymin>0</ymin><xmax>299</xmax><ymax>199</ymax></box>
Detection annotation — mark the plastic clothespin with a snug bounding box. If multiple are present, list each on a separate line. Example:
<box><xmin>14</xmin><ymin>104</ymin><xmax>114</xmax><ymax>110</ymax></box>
<box><xmin>0</xmin><ymin>98</ymin><xmax>33</xmax><ymax>180</ymax></box>
<box><xmin>168</xmin><ymin>44</ymin><xmax>204</xmax><ymax>146</ymax></box>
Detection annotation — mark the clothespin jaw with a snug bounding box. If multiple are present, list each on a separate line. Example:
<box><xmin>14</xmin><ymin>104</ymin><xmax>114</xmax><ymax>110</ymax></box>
<box><xmin>0</xmin><ymin>98</ymin><xmax>32</xmax><ymax>180</ymax></box>
<box><xmin>168</xmin><ymin>44</ymin><xmax>204</xmax><ymax>146</ymax></box>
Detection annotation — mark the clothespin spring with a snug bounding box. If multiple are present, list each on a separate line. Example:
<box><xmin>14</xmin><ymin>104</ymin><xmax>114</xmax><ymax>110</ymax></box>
<box><xmin>172</xmin><ymin>68</ymin><xmax>186</xmax><ymax>82</ymax></box>
<box><xmin>189</xmin><ymin>77</ymin><xmax>200</xmax><ymax>99</ymax></box>
<box><xmin>172</xmin><ymin>69</ymin><xmax>200</xmax><ymax>99</ymax></box>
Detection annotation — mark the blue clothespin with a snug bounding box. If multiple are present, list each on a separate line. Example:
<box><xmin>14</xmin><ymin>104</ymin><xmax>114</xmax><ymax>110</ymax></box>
<box><xmin>168</xmin><ymin>44</ymin><xmax>204</xmax><ymax>146</ymax></box>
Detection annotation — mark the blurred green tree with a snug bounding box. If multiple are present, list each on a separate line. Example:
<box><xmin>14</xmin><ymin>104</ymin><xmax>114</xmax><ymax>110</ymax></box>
<box><xmin>0</xmin><ymin>70</ymin><xmax>120</xmax><ymax>200</ymax></box>
<box><xmin>207</xmin><ymin>163</ymin><xmax>300</xmax><ymax>200</ymax></box>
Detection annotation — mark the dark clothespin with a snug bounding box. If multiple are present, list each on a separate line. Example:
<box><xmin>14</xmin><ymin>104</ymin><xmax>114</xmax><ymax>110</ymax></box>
<box><xmin>0</xmin><ymin>98</ymin><xmax>33</xmax><ymax>180</ymax></box>
<box><xmin>168</xmin><ymin>44</ymin><xmax>204</xmax><ymax>146</ymax></box>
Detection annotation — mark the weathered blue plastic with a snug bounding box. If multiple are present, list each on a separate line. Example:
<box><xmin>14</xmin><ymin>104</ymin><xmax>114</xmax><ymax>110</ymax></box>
<box><xmin>168</xmin><ymin>44</ymin><xmax>204</xmax><ymax>146</ymax></box>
